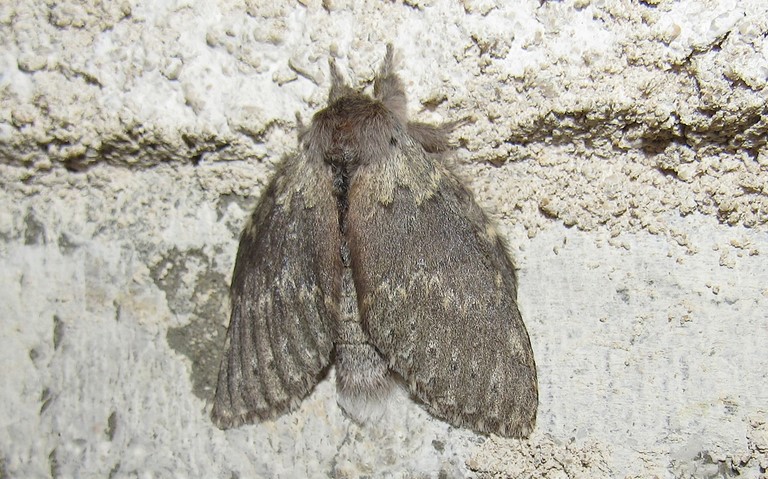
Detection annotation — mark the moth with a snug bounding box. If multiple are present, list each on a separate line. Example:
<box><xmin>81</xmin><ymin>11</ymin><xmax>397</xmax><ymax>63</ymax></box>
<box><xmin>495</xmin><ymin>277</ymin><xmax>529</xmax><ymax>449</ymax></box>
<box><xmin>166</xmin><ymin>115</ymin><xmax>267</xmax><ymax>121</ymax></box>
<box><xmin>211</xmin><ymin>45</ymin><xmax>538</xmax><ymax>438</ymax></box>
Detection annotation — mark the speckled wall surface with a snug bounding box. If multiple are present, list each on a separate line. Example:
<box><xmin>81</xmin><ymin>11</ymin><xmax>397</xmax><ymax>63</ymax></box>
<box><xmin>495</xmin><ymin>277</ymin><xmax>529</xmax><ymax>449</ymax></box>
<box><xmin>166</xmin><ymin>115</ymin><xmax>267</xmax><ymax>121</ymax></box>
<box><xmin>1</xmin><ymin>1</ymin><xmax>767</xmax><ymax>477</ymax></box>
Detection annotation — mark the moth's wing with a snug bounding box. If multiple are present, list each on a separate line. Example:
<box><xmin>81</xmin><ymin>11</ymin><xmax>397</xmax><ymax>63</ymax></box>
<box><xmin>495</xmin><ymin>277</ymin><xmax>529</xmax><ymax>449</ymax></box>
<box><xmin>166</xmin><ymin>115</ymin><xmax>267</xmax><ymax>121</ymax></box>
<box><xmin>211</xmin><ymin>152</ymin><xmax>341</xmax><ymax>430</ymax></box>
<box><xmin>347</xmin><ymin>133</ymin><xmax>538</xmax><ymax>438</ymax></box>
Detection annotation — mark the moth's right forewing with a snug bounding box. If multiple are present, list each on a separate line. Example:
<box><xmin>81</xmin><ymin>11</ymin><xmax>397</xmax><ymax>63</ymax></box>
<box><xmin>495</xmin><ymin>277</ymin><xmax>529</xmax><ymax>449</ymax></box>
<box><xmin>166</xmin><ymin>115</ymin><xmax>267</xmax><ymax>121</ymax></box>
<box><xmin>211</xmin><ymin>152</ymin><xmax>341</xmax><ymax>430</ymax></box>
<box><xmin>347</xmin><ymin>133</ymin><xmax>538</xmax><ymax>438</ymax></box>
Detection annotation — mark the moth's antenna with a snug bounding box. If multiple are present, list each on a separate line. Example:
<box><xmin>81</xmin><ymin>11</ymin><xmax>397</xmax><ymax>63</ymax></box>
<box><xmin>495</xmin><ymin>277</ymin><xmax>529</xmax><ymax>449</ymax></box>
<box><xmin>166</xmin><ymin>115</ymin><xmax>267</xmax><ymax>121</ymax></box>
<box><xmin>328</xmin><ymin>58</ymin><xmax>354</xmax><ymax>102</ymax></box>
<box><xmin>374</xmin><ymin>44</ymin><xmax>407</xmax><ymax>123</ymax></box>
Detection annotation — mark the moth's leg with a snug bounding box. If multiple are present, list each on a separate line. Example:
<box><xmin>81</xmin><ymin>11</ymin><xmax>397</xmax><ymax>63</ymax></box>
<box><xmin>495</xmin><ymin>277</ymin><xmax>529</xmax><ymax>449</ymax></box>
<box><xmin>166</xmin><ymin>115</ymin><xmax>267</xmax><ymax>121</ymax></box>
<box><xmin>407</xmin><ymin>118</ymin><xmax>473</xmax><ymax>153</ymax></box>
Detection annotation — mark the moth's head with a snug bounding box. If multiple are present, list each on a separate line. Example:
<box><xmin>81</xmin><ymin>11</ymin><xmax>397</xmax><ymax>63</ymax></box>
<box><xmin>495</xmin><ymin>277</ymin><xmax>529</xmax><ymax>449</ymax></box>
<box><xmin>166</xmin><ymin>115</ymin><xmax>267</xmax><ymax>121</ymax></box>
<box><xmin>302</xmin><ymin>45</ymin><xmax>408</xmax><ymax>170</ymax></box>
<box><xmin>312</xmin><ymin>94</ymin><xmax>399</xmax><ymax>169</ymax></box>
<box><xmin>319</xmin><ymin>94</ymin><xmax>392</xmax><ymax>129</ymax></box>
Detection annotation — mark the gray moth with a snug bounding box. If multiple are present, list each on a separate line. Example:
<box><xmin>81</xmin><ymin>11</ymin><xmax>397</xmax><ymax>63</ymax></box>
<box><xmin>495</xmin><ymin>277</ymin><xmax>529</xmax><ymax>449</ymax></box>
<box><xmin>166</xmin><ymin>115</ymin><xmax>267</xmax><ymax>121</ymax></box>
<box><xmin>211</xmin><ymin>45</ymin><xmax>538</xmax><ymax>438</ymax></box>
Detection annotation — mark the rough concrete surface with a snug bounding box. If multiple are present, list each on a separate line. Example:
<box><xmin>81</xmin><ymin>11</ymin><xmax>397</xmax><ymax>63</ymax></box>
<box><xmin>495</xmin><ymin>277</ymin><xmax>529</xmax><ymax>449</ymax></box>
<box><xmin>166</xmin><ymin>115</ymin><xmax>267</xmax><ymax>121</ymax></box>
<box><xmin>1</xmin><ymin>0</ymin><xmax>767</xmax><ymax>477</ymax></box>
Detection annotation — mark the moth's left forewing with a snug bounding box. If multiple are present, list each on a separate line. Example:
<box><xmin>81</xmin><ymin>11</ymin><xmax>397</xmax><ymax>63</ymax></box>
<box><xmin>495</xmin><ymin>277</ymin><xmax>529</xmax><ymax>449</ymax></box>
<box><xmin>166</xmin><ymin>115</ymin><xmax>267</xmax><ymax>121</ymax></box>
<box><xmin>211</xmin><ymin>152</ymin><xmax>341</xmax><ymax>430</ymax></box>
<box><xmin>347</xmin><ymin>128</ymin><xmax>538</xmax><ymax>438</ymax></box>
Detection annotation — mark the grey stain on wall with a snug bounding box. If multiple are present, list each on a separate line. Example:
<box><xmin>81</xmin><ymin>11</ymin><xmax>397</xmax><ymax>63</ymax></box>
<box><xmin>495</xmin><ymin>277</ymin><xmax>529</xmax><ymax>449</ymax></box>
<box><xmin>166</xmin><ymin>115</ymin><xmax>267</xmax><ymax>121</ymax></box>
<box><xmin>151</xmin><ymin>248</ymin><xmax>229</xmax><ymax>400</ymax></box>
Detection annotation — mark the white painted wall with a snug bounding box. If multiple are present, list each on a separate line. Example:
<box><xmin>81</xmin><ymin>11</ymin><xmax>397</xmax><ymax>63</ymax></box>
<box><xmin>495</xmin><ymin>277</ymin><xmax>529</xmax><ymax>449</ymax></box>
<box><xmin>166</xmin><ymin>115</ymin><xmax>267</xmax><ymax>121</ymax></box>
<box><xmin>1</xmin><ymin>1</ymin><xmax>766</xmax><ymax>477</ymax></box>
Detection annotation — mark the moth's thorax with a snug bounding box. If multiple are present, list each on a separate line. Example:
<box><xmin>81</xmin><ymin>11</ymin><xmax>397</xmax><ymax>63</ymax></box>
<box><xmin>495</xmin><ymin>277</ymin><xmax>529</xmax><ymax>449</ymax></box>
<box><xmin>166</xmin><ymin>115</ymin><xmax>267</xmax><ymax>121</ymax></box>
<box><xmin>308</xmin><ymin>94</ymin><xmax>397</xmax><ymax>171</ymax></box>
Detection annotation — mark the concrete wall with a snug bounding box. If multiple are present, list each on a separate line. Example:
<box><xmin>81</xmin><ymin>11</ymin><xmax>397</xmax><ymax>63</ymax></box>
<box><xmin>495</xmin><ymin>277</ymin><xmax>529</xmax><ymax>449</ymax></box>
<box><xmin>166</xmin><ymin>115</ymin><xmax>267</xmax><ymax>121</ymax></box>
<box><xmin>1</xmin><ymin>0</ymin><xmax>767</xmax><ymax>477</ymax></box>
